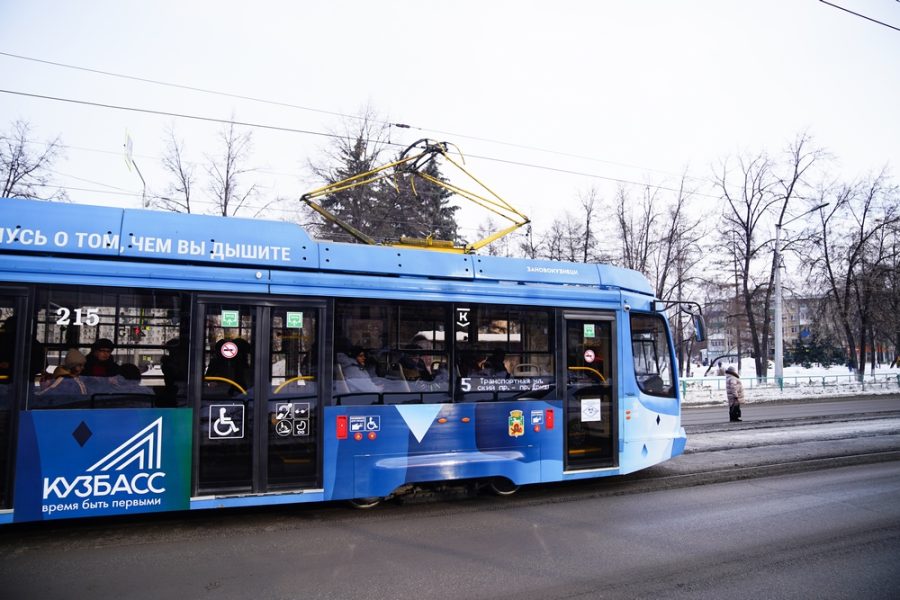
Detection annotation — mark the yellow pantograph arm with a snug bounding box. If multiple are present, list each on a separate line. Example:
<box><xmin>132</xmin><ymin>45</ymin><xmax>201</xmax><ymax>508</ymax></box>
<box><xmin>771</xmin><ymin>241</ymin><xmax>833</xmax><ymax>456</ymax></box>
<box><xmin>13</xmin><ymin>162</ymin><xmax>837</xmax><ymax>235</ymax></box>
<box><xmin>300</xmin><ymin>139</ymin><xmax>530</xmax><ymax>254</ymax></box>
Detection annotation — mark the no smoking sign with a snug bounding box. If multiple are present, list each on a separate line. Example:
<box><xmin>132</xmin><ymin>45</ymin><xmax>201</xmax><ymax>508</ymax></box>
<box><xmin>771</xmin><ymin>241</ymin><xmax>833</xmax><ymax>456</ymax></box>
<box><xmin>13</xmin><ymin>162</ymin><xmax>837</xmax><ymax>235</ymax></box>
<box><xmin>221</xmin><ymin>341</ymin><xmax>238</xmax><ymax>359</ymax></box>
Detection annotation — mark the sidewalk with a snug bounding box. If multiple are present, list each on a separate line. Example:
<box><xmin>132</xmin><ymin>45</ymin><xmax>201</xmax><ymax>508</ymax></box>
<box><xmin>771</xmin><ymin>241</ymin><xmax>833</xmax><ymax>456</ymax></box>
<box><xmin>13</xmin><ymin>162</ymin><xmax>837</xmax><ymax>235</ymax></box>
<box><xmin>641</xmin><ymin>415</ymin><xmax>900</xmax><ymax>484</ymax></box>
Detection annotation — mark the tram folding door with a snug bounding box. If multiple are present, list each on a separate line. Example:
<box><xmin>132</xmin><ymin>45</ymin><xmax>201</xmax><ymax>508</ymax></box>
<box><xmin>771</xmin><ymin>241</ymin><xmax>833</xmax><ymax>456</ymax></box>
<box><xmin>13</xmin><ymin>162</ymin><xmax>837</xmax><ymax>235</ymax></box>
<box><xmin>563</xmin><ymin>313</ymin><xmax>616</xmax><ymax>471</ymax></box>
<box><xmin>196</xmin><ymin>299</ymin><xmax>323</xmax><ymax>495</ymax></box>
<box><xmin>0</xmin><ymin>290</ymin><xmax>27</xmax><ymax>509</ymax></box>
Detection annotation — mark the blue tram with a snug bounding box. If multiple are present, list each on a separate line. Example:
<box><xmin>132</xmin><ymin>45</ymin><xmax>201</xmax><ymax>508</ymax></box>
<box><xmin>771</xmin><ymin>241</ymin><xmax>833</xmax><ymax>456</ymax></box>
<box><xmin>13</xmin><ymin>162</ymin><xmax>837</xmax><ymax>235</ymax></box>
<box><xmin>0</xmin><ymin>198</ymin><xmax>689</xmax><ymax>522</ymax></box>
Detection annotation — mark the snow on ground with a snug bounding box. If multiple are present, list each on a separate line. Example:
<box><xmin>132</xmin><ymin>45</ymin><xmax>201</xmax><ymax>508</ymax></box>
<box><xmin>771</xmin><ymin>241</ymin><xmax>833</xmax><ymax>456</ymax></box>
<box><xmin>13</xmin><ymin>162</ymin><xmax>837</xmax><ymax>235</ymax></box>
<box><xmin>680</xmin><ymin>360</ymin><xmax>900</xmax><ymax>405</ymax></box>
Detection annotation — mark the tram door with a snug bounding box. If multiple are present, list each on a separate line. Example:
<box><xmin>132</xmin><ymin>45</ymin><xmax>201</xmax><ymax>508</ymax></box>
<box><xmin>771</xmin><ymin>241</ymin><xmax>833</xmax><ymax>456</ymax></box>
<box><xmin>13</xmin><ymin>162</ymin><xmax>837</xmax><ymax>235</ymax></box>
<box><xmin>0</xmin><ymin>292</ymin><xmax>27</xmax><ymax>509</ymax></box>
<box><xmin>196</xmin><ymin>300</ymin><xmax>322</xmax><ymax>494</ymax></box>
<box><xmin>564</xmin><ymin>313</ymin><xmax>616</xmax><ymax>470</ymax></box>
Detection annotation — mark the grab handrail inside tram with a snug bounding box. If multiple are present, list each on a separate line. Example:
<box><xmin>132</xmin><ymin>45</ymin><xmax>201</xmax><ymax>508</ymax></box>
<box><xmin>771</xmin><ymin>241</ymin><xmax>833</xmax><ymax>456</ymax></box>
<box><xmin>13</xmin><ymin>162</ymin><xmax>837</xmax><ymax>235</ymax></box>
<box><xmin>203</xmin><ymin>376</ymin><xmax>247</xmax><ymax>394</ymax></box>
<box><xmin>567</xmin><ymin>366</ymin><xmax>607</xmax><ymax>382</ymax></box>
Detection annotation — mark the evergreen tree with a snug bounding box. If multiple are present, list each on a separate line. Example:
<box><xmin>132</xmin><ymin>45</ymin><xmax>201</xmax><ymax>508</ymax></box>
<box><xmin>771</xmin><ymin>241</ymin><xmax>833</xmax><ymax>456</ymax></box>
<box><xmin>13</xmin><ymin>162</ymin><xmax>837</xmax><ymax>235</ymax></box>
<box><xmin>309</xmin><ymin>117</ymin><xmax>460</xmax><ymax>245</ymax></box>
<box><xmin>317</xmin><ymin>134</ymin><xmax>386</xmax><ymax>242</ymax></box>
<box><xmin>389</xmin><ymin>156</ymin><xmax>459</xmax><ymax>243</ymax></box>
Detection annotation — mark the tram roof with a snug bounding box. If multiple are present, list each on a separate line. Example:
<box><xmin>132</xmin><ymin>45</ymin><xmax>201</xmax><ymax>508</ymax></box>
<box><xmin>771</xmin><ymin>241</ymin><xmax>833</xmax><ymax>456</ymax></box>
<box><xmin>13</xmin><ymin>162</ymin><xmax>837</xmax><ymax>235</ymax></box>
<box><xmin>0</xmin><ymin>198</ymin><xmax>653</xmax><ymax>295</ymax></box>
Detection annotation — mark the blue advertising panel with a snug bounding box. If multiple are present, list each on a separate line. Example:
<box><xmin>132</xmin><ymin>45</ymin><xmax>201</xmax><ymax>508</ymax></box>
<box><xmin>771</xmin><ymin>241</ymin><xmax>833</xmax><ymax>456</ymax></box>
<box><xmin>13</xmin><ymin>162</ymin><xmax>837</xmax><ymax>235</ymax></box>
<box><xmin>13</xmin><ymin>409</ymin><xmax>192</xmax><ymax>522</ymax></box>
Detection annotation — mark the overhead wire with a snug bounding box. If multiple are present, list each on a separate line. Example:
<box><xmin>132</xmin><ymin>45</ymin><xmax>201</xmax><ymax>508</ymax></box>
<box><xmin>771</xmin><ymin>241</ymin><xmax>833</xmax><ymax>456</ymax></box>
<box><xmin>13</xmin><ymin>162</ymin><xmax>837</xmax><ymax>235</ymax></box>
<box><xmin>29</xmin><ymin>181</ymin><xmax>498</xmax><ymax>241</ymax></box>
<box><xmin>1</xmin><ymin>88</ymin><xmax>717</xmax><ymax>200</ymax></box>
<box><xmin>0</xmin><ymin>50</ymin><xmax>703</xmax><ymax>181</ymax></box>
<box><xmin>818</xmin><ymin>1</ymin><xmax>900</xmax><ymax>32</ymax></box>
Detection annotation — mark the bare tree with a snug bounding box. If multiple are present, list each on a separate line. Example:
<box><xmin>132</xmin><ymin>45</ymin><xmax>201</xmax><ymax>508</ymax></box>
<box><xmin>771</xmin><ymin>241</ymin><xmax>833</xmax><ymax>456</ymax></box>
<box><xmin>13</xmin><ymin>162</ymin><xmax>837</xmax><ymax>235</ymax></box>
<box><xmin>614</xmin><ymin>185</ymin><xmax>657</xmax><ymax>273</ymax></box>
<box><xmin>809</xmin><ymin>170</ymin><xmax>899</xmax><ymax>377</ymax></box>
<box><xmin>542</xmin><ymin>217</ymin><xmax>567</xmax><ymax>261</ymax></box>
<box><xmin>476</xmin><ymin>217</ymin><xmax>513</xmax><ymax>257</ymax></box>
<box><xmin>873</xmin><ymin>218</ymin><xmax>900</xmax><ymax>367</ymax></box>
<box><xmin>1</xmin><ymin>119</ymin><xmax>66</xmax><ymax>200</ymax></box>
<box><xmin>534</xmin><ymin>198</ymin><xmax>601</xmax><ymax>263</ymax></box>
<box><xmin>609</xmin><ymin>176</ymin><xmax>706</xmax><ymax>372</ymax></box>
<box><xmin>715</xmin><ymin>133</ymin><xmax>823</xmax><ymax>377</ymax></box>
<box><xmin>650</xmin><ymin>176</ymin><xmax>705</xmax><ymax>300</ymax></box>
<box><xmin>153</xmin><ymin>124</ymin><xmax>195</xmax><ymax>213</ymax></box>
<box><xmin>652</xmin><ymin>177</ymin><xmax>706</xmax><ymax>373</ymax></box>
<box><xmin>578</xmin><ymin>187</ymin><xmax>600</xmax><ymax>263</ymax></box>
<box><xmin>206</xmin><ymin>119</ymin><xmax>259</xmax><ymax>217</ymax></box>
<box><xmin>517</xmin><ymin>224</ymin><xmax>542</xmax><ymax>259</ymax></box>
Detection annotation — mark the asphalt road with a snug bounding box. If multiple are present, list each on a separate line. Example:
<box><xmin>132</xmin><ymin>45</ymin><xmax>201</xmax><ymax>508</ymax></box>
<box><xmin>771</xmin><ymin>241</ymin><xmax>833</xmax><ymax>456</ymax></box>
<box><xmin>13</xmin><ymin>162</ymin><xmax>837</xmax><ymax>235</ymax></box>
<box><xmin>0</xmin><ymin>462</ymin><xmax>897</xmax><ymax>599</ymax></box>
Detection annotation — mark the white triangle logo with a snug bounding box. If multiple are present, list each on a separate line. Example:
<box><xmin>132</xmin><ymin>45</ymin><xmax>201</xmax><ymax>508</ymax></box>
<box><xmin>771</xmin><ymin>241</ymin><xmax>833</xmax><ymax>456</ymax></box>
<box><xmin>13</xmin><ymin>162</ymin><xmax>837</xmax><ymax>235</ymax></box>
<box><xmin>395</xmin><ymin>405</ymin><xmax>443</xmax><ymax>443</ymax></box>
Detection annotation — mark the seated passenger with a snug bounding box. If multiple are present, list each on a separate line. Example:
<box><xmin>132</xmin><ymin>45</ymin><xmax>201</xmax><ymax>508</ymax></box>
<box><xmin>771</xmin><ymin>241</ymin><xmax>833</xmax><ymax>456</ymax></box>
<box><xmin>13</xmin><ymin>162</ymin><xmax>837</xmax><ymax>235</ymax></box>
<box><xmin>160</xmin><ymin>337</ymin><xmax>188</xmax><ymax>404</ymax></box>
<box><xmin>467</xmin><ymin>354</ymin><xmax>491</xmax><ymax>377</ymax></box>
<box><xmin>400</xmin><ymin>344</ymin><xmax>432</xmax><ymax>381</ymax></box>
<box><xmin>485</xmin><ymin>349</ymin><xmax>510</xmax><ymax>378</ymax></box>
<box><xmin>336</xmin><ymin>347</ymin><xmax>381</xmax><ymax>393</ymax></box>
<box><xmin>40</xmin><ymin>349</ymin><xmax>88</xmax><ymax>396</ymax></box>
<box><xmin>84</xmin><ymin>338</ymin><xmax>120</xmax><ymax>378</ymax></box>
<box><xmin>112</xmin><ymin>363</ymin><xmax>156</xmax><ymax>395</ymax></box>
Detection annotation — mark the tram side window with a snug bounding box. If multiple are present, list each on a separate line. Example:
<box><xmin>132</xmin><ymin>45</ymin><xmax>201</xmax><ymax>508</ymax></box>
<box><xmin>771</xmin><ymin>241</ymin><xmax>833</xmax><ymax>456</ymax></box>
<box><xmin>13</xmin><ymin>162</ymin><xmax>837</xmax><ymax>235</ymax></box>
<box><xmin>333</xmin><ymin>300</ymin><xmax>451</xmax><ymax>405</ymax></box>
<box><xmin>1</xmin><ymin>303</ymin><xmax>41</xmax><ymax>383</ymax></box>
<box><xmin>455</xmin><ymin>305</ymin><xmax>555</xmax><ymax>402</ymax></box>
<box><xmin>630</xmin><ymin>313</ymin><xmax>675</xmax><ymax>397</ymax></box>
<box><xmin>28</xmin><ymin>285</ymin><xmax>192</xmax><ymax>409</ymax></box>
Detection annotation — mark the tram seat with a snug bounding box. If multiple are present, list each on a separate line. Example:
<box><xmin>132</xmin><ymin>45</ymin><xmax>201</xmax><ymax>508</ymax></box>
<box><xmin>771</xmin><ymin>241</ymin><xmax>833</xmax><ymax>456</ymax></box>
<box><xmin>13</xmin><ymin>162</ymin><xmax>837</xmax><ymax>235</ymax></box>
<box><xmin>383</xmin><ymin>361</ymin><xmax>410</xmax><ymax>393</ymax></box>
<box><xmin>333</xmin><ymin>363</ymin><xmax>379</xmax><ymax>405</ymax></box>
<box><xmin>514</xmin><ymin>363</ymin><xmax>539</xmax><ymax>375</ymax></box>
<box><xmin>333</xmin><ymin>363</ymin><xmax>351</xmax><ymax>395</ymax></box>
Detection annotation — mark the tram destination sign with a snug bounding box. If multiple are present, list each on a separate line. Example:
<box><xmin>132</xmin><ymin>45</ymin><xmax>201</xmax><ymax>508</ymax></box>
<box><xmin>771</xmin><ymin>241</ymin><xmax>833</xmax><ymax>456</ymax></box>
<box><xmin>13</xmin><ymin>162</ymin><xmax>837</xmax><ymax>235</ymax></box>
<box><xmin>13</xmin><ymin>409</ymin><xmax>192</xmax><ymax>522</ymax></box>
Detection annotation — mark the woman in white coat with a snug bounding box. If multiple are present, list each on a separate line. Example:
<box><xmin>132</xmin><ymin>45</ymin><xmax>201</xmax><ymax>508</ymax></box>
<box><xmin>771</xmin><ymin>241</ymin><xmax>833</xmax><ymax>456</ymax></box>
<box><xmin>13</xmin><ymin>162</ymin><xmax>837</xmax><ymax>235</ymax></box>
<box><xmin>725</xmin><ymin>366</ymin><xmax>744</xmax><ymax>422</ymax></box>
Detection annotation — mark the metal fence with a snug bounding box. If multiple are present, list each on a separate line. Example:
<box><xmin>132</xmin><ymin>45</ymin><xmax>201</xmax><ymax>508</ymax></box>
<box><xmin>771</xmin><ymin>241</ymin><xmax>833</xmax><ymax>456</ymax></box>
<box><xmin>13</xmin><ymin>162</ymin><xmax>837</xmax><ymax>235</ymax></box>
<box><xmin>681</xmin><ymin>372</ymin><xmax>900</xmax><ymax>400</ymax></box>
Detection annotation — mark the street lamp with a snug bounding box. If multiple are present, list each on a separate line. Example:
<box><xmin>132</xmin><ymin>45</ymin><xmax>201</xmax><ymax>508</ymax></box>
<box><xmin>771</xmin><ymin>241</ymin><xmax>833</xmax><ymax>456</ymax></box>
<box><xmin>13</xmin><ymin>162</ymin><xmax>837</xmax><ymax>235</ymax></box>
<box><xmin>124</xmin><ymin>133</ymin><xmax>148</xmax><ymax>208</ymax></box>
<box><xmin>774</xmin><ymin>203</ymin><xmax>828</xmax><ymax>387</ymax></box>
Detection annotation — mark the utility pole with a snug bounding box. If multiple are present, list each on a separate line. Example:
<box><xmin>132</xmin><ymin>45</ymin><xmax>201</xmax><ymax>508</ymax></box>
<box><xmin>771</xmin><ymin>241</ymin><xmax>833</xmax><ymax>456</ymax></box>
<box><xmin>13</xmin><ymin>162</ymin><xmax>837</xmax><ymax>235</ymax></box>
<box><xmin>732</xmin><ymin>230</ymin><xmax>741</xmax><ymax>366</ymax></box>
<box><xmin>774</xmin><ymin>203</ymin><xmax>828</xmax><ymax>387</ymax></box>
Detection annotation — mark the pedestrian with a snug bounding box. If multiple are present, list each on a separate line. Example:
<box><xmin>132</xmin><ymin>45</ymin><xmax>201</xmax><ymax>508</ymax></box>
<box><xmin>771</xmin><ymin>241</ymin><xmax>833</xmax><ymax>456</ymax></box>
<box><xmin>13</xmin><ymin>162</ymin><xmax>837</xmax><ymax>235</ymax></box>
<box><xmin>725</xmin><ymin>365</ymin><xmax>744</xmax><ymax>422</ymax></box>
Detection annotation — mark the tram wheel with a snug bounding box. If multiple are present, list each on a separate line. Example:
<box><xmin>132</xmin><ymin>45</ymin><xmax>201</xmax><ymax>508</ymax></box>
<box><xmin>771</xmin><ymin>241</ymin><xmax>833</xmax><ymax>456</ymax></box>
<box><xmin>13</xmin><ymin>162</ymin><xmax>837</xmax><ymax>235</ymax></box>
<box><xmin>348</xmin><ymin>497</ymin><xmax>382</xmax><ymax>509</ymax></box>
<box><xmin>487</xmin><ymin>478</ymin><xmax>520</xmax><ymax>496</ymax></box>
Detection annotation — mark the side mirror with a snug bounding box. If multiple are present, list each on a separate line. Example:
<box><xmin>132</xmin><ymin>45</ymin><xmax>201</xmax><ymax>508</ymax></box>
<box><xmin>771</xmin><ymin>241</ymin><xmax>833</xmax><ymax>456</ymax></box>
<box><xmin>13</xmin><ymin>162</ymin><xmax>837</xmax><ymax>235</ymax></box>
<box><xmin>693</xmin><ymin>314</ymin><xmax>707</xmax><ymax>343</ymax></box>
<box><xmin>652</xmin><ymin>300</ymin><xmax>706</xmax><ymax>343</ymax></box>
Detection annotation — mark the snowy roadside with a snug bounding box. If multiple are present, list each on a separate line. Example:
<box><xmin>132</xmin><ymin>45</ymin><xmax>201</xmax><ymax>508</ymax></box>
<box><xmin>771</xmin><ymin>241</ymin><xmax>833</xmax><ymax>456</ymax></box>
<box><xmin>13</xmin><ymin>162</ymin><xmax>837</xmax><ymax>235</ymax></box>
<box><xmin>682</xmin><ymin>381</ymin><xmax>900</xmax><ymax>405</ymax></box>
<box><xmin>681</xmin><ymin>361</ymin><xmax>900</xmax><ymax>406</ymax></box>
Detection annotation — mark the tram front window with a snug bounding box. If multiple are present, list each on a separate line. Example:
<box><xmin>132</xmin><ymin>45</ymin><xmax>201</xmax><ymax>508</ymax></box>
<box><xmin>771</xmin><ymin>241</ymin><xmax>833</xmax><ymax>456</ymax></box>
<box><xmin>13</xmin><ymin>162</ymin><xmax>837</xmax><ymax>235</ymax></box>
<box><xmin>631</xmin><ymin>314</ymin><xmax>675</xmax><ymax>397</ymax></box>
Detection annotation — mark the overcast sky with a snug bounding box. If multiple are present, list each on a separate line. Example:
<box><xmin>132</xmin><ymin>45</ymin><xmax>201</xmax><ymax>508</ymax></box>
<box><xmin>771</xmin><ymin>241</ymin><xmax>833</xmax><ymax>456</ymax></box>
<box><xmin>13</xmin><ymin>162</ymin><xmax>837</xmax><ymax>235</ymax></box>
<box><xmin>1</xmin><ymin>0</ymin><xmax>898</xmax><ymax>240</ymax></box>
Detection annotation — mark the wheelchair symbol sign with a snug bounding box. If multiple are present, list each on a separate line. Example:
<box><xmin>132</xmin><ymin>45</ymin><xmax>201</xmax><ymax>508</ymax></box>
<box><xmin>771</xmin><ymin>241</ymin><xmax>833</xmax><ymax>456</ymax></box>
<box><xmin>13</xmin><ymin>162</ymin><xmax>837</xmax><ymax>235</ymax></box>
<box><xmin>349</xmin><ymin>415</ymin><xmax>380</xmax><ymax>433</ymax></box>
<box><xmin>209</xmin><ymin>404</ymin><xmax>244</xmax><ymax>439</ymax></box>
